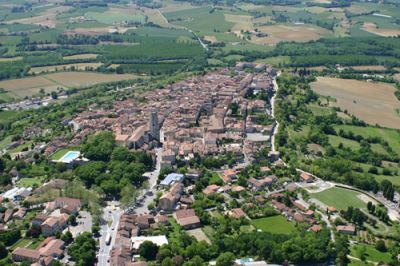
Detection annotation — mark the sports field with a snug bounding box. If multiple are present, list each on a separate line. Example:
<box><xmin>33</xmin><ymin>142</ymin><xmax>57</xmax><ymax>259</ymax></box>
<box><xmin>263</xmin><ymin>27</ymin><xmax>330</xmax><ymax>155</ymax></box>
<box><xmin>251</xmin><ymin>215</ymin><xmax>297</xmax><ymax>234</ymax></box>
<box><xmin>311</xmin><ymin>77</ymin><xmax>400</xmax><ymax>129</ymax></box>
<box><xmin>311</xmin><ymin>187</ymin><xmax>367</xmax><ymax>210</ymax></box>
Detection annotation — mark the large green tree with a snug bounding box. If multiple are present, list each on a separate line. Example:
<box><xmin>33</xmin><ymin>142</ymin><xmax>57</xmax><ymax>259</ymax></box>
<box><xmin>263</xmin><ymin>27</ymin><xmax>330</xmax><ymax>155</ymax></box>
<box><xmin>82</xmin><ymin>131</ymin><xmax>115</xmax><ymax>161</ymax></box>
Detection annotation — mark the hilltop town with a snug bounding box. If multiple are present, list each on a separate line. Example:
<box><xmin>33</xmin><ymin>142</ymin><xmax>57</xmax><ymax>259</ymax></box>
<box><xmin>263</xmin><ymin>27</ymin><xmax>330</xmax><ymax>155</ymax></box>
<box><xmin>0</xmin><ymin>55</ymin><xmax>398</xmax><ymax>266</ymax></box>
<box><xmin>59</xmin><ymin>63</ymin><xmax>276</xmax><ymax>167</ymax></box>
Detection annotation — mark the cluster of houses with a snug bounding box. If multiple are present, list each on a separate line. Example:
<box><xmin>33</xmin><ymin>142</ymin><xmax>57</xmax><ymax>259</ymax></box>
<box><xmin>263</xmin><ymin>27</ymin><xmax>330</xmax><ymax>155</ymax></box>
<box><xmin>12</xmin><ymin>237</ymin><xmax>66</xmax><ymax>266</ymax></box>
<box><xmin>9</xmin><ymin>197</ymin><xmax>82</xmax><ymax>264</ymax></box>
<box><xmin>270</xmin><ymin>194</ymin><xmax>321</xmax><ymax>232</ymax></box>
<box><xmin>110</xmin><ymin>208</ymin><xmax>202</xmax><ymax>266</ymax></box>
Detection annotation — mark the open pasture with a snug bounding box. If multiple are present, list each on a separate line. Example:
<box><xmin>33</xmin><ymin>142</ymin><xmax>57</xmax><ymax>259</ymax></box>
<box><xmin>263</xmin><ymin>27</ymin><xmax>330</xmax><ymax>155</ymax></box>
<box><xmin>29</xmin><ymin>63</ymin><xmax>103</xmax><ymax>74</ymax></box>
<box><xmin>224</xmin><ymin>13</ymin><xmax>253</xmax><ymax>33</ymax></box>
<box><xmin>8</xmin><ymin>5</ymin><xmax>72</xmax><ymax>28</ymax></box>
<box><xmin>63</xmin><ymin>53</ymin><xmax>98</xmax><ymax>60</ymax></box>
<box><xmin>85</xmin><ymin>7</ymin><xmax>146</xmax><ymax>25</ymax></box>
<box><xmin>44</xmin><ymin>72</ymin><xmax>135</xmax><ymax>87</ymax></box>
<box><xmin>0</xmin><ymin>72</ymin><xmax>136</xmax><ymax>99</ymax></box>
<box><xmin>348</xmin><ymin>65</ymin><xmax>386</xmax><ymax>71</ymax></box>
<box><xmin>362</xmin><ymin>22</ymin><xmax>400</xmax><ymax>37</ymax></box>
<box><xmin>0</xmin><ymin>56</ymin><xmax>22</xmax><ymax>62</ymax></box>
<box><xmin>0</xmin><ymin>76</ymin><xmax>59</xmax><ymax>98</ymax></box>
<box><xmin>252</xmin><ymin>24</ymin><xmax>329</xmax><ymax>45</ymax></box>
<box><xmin>350</xmin><ymin>243</ymin><xmax>391</xmax><ymax>264</ymax></box>
<box><xmin>333</xmin><ymin>125</ymin><xmax>400</xmax><ymax>155</ymax></box>
<box><xmin>64</xmin><ymin>26</ymin><xmax>135</xmax><ymax>35</ymax></box>
<box><xmin>311</xmin><ymin>77</ymin><xmax>400</xmax><ymax>129</ymax></box>
<box><xmin>159</xmin><ymin>2</ymin><xmax>198</xmax><ymax>14</ymax></box>
<box><xmin>164</xmin><ymin>7</ymin><xmax>234</xmax><ymax>38</ymax></box>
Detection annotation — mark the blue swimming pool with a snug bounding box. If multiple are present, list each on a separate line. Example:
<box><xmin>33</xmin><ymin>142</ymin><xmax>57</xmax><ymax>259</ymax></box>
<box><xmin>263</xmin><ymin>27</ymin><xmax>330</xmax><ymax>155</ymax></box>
<box><xmin>59</xmin><ymin>151</ymin><xmax>80</xmax><ymax>163</ymax></box>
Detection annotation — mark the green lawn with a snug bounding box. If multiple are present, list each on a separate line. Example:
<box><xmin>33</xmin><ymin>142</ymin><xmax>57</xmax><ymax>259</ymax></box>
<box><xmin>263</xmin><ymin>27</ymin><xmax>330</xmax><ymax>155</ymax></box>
<box><xmin>0</xmin><ymin>110</ymin><xmax>18</xmax><ymax>123</ymax></box>
<box><xmin>0</xmin><ymin>135</ymin><xmax>13</xmax><ymax>150</ymax></box>
<box><xmin>374</xmin><ymin>174</ymin><xmax>400</xmax><ymax>187</ymax></box>
<box><xmin>209</xmin><ymin>172</ymin><xmax>222</xmax><ymax>185</ymax></box>
<box><xmin>50</xmin><ymin>148</ymin><xmax>78</xmax><ymax>160</ymax></box>
<box><xmin>17</xmin><ymin>176</ymin><xmax>45</xmax><ymax>187</ymax></box>
<box><xmin>251</xmin><ymin>215</ymin><xmax>297</xmax><ymax>234</ymax></box>
<box><xmin>10</xmin><ymin>239</ymin><xmax>32</xmax><ymax>250</ymax></box>
<box><xmin>203</xmin><ymin>225</ymin><xmax>216</xmax><ymax>240</ymax></box>
<box><xmin>328</xmin><ymin>135</ymin><xmax>360</xmax><ymax>150</ymax></box>
<box><xmin>311</xmin><ymin>187</ymin><xmax>367</xmax><ymax>210</ymax></box>
<box><xmin>308</xmin><ymin>105</ymin><xmax>334</xmax><ymax>116</ymax></box>
<box><xmin>350</xmin><ymin>243</ymin><xmax>391</xmax><ymax>264</ymax></box>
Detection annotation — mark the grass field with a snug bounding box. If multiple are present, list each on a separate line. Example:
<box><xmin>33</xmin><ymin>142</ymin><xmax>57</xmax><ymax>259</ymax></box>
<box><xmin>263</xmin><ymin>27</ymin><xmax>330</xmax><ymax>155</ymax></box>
<box><xmin>17</xmin><ymin>176</ymin><xmax>45</xmax><ymax>187</ymax></box>
<box><xmin>350</xmin><ymin>243</ymin><xmax>391</xmax><ymax>264</ymax></box>
<box><xmin>252</xmin><ymin>24</ymin><xmax>330</xmax><ymax>45</ymax></box>
<box><xmin>85</xmin><ymin>7</ymin><xmax>146</xmax><ymax>25</ymax></box>
<box><xmin>362</xmin><ymin>22</ymin><xmax>400</xmax><ymax>37</ymax></box>
<box><xmin>311</xmin><ymin>187</ymin><xmax>367</xmax><ymax>210</ymax></box>
<box><xmin>251</xmin><ymin>215</ymin><xmax>297</xmax><ymax>234</ymax></box>
<box><xmin>255</xmin><ymin>56</ymin><xmax>290</xmax><ymax>66</ymax></box>
<box><xmin>51</xmin><ymin>148</ymin><xmax>78</xmax><ymax>160</ymax></box>
<box><xmin>0</xmin><ymin>56</ymin><xmax>22</xmax><ymax>62</ymax></box>
<box><xmin>29</xmin><ymin>63</ymin><xmax>103</xmax><ymax>74</ymax></box>
<box><xmin>9</xmin><ymin>237</ymin><xmax>41</xmax><ymax>251</ymax></box>
<box><xmin>0</xmin><ymin>110</ymin><xmax>19</xmax><ymax>123</ymax></box>
<box><xmin>164</xmin><ymin>7</ymin><xmax>234</xmax><ymax>38</ymax></box>
<box><xmin>328</xmin><ymin>135</ymin><xmax>360</xmax><ymax>149</ymax></box>
<box><xmin>311</xmin><ymin>77</ymin><xmax>400</xmax><ymax>129</ymax></box>
<box><xmin>62</xmin><ymin>53</ymin><xmax>99</xmax><ymax>60</ymax></box>
<box><xmin>348</xmin><ymin>65</ymin><xmax>387</xmax><ymax>71</ymax></box>
<box><xmin>333</xmin><ymin>125</ymin><xmax>400</xmax><ymax>155</ymax></box>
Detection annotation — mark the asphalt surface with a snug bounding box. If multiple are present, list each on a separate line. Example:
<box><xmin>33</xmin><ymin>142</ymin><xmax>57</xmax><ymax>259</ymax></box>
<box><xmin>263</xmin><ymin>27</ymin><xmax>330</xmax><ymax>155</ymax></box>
<box><xmin>97</xmin><ymin>148</ymin><xmax>162</xmax><ymax>266</ymax></box>
<box><xmin>97</xmin><ymin>203</ymin><xmax>123</xmax><ymax>266</ymax></box>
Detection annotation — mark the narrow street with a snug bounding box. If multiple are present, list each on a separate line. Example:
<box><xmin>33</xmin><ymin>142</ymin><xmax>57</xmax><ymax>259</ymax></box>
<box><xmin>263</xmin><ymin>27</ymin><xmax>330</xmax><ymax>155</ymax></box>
<box><xmin>98</xmin><ymin>203</ymin><xmax>123</xmax><ymax>266</ymax></box>
<box><xmin>270</xmin><ymin>71</ymin><xmax>281</xmax><ymax>153</ymax></box>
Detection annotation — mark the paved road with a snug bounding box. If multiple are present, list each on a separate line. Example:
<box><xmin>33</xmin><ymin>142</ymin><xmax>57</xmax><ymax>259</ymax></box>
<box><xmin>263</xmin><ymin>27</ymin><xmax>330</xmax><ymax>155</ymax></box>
<box><xmin>130</xmin><ymin>147</ymin><xmax>162</xmax><ymax>214</ymax></box>
<box><xmin>98</xmin><ymin>203</ymin><xmax>123</xmax><ymax>266</ymax></box>
<box><xmin>270</xmin><ymin>71</ymin><xmax>281</xmax><ymax>153</ymax></box>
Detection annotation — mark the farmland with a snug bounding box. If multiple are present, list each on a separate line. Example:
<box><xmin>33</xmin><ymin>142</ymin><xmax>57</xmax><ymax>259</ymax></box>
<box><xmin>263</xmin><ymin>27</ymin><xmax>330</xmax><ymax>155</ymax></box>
<box><xmin>29</xmin><ymin>63</ymin><xmax>103</xmax><ymax>74</ymax></box>
<box><xmin>311</xmin><ymin>77</ymin><xmax>400</xmax><ymax>129</ymax></box>
<box><xmin>62</xmin><ymin>54</ymin><xmax>99</xmax><ymax>60</ymax></box>
<box><xmin>252</xmin><ymin>24</ymin><xmax>330</xmax><ymax>45</ymax></box>
<box><xmin>0</xmin><ymin>72</ymin><xmax>137</xmax><ymax>99</ymax></box>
